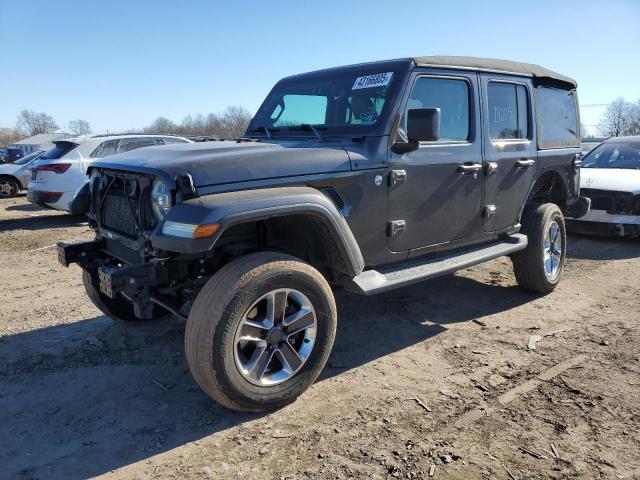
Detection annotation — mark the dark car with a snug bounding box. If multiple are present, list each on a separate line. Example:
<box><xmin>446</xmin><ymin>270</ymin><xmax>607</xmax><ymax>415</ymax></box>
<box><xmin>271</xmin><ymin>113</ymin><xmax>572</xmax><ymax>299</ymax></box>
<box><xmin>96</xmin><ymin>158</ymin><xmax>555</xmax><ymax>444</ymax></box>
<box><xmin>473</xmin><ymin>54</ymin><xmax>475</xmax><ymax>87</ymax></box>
<box><xmin>0</xmin><ymin>147</ymin><xmax>26</xmax><ymax>164</ymax></box>
<box><xmin>58</xmin><ymin>56</ymin><xmax>590</xmax><ymax>412</ymax></box>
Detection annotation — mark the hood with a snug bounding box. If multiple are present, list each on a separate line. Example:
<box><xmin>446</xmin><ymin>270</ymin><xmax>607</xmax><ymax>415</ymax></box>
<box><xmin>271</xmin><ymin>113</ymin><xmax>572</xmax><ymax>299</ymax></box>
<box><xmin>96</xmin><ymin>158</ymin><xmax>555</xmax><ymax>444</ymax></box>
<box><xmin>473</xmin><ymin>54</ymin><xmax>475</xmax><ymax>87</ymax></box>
<box><xmin>91</xmin><ymin>140</ymin><xmax>352</xmax><ymax>188</ymax></box>
<box><xmin>581</xmin><ymin>168</ymin><xmax>640</xmax><ymax>195</ymax></box>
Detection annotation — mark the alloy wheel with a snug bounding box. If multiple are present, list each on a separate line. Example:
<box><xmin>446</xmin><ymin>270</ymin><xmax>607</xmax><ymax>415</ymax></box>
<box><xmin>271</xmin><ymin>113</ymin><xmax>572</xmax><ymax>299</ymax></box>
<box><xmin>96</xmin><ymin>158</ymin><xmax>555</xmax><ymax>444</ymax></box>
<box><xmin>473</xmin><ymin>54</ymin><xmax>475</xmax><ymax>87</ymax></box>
<box><xmin>543</xmin><ymin>220</ymin><xmax>563</xmax><ymax>281</ymax></box>
<box><xmin>233</xmin><ymin>288</ymin><xmax>317</xmax><ymax>386</ymax></box>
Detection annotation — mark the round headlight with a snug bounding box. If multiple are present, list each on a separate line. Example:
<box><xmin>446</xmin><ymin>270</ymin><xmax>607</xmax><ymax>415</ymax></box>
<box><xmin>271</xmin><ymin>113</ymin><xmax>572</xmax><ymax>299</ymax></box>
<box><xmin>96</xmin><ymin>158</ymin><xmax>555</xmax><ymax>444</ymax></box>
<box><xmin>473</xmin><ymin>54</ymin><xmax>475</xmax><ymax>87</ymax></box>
<box><xmin>151</xmin><ymin>178</ymin><xmax>172</xmax><ymax>221</ymax></box>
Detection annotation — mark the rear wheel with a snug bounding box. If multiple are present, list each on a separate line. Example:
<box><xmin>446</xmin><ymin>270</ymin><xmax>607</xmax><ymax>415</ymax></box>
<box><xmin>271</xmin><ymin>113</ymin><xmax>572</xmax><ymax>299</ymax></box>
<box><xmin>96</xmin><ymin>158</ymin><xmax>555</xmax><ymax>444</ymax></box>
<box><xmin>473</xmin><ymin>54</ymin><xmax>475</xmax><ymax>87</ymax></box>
<box><xmin>82</xmin><ymin>270</ymin><xmax>163</xmax><ymax>321</ymax></box>
<box><xmin>185</xmin><ymin>252</ymin><xmax>336</xmax><ymax>412</ymax></box>
<box><xmin>0</xmin><ymin>177</ymin><xmax>19</xmax><ymax>198</ymax></box>
<box><xmin>512</xmin><ymin>203</ymin><xmax>567</xmax><ymax>294</ymax></box>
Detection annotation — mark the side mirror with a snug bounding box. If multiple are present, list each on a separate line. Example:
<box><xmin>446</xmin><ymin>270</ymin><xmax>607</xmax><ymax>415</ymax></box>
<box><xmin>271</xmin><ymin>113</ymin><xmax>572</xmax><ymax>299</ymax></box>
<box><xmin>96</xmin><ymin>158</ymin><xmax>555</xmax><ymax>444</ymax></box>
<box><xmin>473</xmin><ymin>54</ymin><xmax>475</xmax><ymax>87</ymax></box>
<box><xmin>407</xmin><ymin>107</ymin><xmax>440</xmax><ymax>142</ymax></box>
<box><xmin>391</xmin><ymin>107</ymin><xmax>440</xmax><ymax>154</ymax></box>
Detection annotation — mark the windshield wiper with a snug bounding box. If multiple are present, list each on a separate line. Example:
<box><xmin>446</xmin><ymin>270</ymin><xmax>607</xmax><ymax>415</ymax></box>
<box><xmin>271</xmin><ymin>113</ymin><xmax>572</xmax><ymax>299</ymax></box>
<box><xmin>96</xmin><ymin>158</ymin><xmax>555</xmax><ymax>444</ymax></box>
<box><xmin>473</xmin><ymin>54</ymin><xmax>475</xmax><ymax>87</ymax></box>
<box><xmin>248</xmin><ymin>126</ymin><xmax>278</xmax><ymax>139</ymax></box>
<box><xmin>287</xmin><ymin>124</ymin><xmax>327</xmax><ymax>142</ymax></box>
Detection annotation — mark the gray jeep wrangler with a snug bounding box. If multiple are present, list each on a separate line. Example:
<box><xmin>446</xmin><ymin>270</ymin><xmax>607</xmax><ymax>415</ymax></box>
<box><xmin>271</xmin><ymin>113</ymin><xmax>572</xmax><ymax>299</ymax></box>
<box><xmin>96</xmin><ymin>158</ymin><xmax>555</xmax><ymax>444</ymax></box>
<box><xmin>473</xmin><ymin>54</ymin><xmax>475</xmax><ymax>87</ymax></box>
<box><xmin>58</xmin><ymin>56</ymin><xmax>590</xmax><ymax>412</ymax></box>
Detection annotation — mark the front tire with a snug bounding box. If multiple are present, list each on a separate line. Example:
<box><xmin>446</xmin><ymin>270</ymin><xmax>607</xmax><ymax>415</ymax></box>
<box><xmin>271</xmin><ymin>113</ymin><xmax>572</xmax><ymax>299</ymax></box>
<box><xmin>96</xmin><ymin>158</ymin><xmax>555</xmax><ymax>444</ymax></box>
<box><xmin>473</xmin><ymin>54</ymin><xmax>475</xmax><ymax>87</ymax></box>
<box><xmin>185</xmin><ymin>252</ymin><xmax>337</xmax><ymax>412</ymax></box>
<box><xmin>512</xmin><ymin>203</ymin><xmax>567</xmax><ymax>294</ymax></box>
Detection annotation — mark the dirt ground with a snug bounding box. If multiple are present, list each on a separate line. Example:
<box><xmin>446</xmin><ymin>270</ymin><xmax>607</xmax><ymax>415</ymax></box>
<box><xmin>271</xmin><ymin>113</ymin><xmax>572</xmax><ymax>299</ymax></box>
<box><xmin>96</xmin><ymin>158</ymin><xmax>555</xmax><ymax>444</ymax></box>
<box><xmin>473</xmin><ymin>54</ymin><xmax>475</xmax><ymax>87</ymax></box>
<box><xmin>0</xmin><ymin>194</ymin><xmax>639</xmax><ymax>480</ymax></box>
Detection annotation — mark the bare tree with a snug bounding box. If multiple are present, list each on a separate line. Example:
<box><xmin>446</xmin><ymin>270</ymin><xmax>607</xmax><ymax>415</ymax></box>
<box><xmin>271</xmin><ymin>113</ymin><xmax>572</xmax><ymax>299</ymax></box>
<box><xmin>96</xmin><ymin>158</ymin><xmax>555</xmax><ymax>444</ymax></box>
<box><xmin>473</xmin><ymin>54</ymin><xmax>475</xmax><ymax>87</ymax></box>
<box><xmin>15</xmin><ymin>110</ymin><xmax>59</xmax><ymax>137</ymax></box>
<box><xmin>68</xmin><ymin>119</ymin><xmax>92</xmax><ymax>136</ymax></box>
<box><xmin>0</xmin><ymin>128</ymin><xmax>22</xmax><ymax>147</ymax></box>
<box><xmin>597</xmin><ymin>98</ymin><xmax>633</xmax><ymax>137</ymax></box>
<box><xmin>220</xmin><ymin>106</ymin><xmax>252</xmax><ymax>139</ymax></box>
<box><xmin>142</xmin><ymin>107</ymin><xmax>252</xmax><ymax>139</ymax></box>
<box><xmin>145</xmin><ymin>116</ymin><xmax>177</xmax><ymax>134</ymax></box>
<box><xmin>627</xmin><ymin>100</ymin><xmax>640</xmax><ymax>136</ymax></box>
<box><xmin>205</xmin><ymin>113</ymin><xmax>222</xmax><ymax>136</ymax></box>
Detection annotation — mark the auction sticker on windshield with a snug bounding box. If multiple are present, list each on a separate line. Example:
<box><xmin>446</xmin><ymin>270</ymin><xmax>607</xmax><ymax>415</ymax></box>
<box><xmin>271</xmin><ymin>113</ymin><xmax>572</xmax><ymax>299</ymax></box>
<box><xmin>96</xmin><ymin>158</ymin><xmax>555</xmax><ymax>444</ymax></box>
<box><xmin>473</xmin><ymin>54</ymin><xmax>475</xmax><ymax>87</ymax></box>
<box><xmin>352</xmin><ymin>72</ymin><xmax>393</xmax><ymax>90</ymax></box>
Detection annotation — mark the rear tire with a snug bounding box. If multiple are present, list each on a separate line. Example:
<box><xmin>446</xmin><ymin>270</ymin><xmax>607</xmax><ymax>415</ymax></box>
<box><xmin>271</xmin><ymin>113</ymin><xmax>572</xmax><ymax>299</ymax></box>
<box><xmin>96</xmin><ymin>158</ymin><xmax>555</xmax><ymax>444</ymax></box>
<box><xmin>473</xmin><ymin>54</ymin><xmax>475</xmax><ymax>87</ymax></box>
<box><xmin>185</xmin><ymin>252</ymin><xmax>337</xmax><ymax>412</ymax></box>
<box><xmin>0</xmin><ymin>177</ymin><xmax>19</xmax><ymax>198</ymax></box>
<box><xmin>512</xmin><ymin>203</ymin><xmax>566</xmax><ymax>294</ymax></box>
<box><xmin>82</xmin><ymin>270</ymin><xmax>162</xmax><ymax>321</ymax></box>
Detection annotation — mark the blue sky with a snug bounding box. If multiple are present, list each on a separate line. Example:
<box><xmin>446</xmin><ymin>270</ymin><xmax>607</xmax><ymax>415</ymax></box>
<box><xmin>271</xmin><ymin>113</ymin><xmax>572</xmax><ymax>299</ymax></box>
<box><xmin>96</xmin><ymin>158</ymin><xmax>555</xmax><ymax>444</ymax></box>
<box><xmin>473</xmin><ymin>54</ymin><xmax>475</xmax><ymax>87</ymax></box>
<box><xmin>1</xmin><ymin>0</ymin><xmax>639</xmax><ymax>135</ymax></box>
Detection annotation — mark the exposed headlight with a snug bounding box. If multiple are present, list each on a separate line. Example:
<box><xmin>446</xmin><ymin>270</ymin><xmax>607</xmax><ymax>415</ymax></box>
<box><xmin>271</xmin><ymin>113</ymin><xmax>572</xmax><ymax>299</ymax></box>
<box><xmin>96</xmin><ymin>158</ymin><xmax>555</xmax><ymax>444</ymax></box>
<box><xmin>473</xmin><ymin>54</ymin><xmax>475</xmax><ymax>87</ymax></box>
<box><xmin>151</xmin><ymin>178</ymin><xmax>172</xmax><ymax>221</ymax></box>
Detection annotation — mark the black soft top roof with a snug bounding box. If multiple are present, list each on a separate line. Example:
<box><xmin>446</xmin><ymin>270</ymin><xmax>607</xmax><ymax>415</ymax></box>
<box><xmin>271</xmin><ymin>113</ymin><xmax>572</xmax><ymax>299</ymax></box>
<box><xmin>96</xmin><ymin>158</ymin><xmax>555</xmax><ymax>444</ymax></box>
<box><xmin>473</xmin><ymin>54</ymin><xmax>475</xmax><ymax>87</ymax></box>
<box><xmin>412</xmin><ymin>56</ymin><xmax>576</xmax><ymax>89</ymax></box>
<box><xmin>280</xmin><ymin>56</ymin><xmax>576</xmax><ymax>90</ymax></box>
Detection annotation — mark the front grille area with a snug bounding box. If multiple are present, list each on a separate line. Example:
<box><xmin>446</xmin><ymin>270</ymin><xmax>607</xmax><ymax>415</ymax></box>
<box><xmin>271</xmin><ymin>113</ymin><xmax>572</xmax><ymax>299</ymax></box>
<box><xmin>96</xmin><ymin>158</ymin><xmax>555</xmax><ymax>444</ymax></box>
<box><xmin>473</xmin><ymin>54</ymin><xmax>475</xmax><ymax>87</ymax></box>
<box><xmin>103</xmin><ymin>193</ymin><xmax>138</xmax><ymax>235</ymax></box>
<box><xmin>104</xmin><ymin>237</ymin><xmax>142</xmax><ymax>264</ymax></box>
<box><xmin>581</xmin><ymin>188</ymin><xmax>640</xmax><ymax>215</ymax></box>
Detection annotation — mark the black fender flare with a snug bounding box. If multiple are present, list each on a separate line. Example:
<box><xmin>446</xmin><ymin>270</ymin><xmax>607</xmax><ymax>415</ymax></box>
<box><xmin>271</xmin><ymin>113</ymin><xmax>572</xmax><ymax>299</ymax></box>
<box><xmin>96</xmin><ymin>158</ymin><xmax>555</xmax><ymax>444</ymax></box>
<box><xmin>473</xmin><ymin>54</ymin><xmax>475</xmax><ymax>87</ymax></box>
<box><xmin>150</xmin><ymin>186</ymin><xmax>365</xmax><ymax>277</ymax></box>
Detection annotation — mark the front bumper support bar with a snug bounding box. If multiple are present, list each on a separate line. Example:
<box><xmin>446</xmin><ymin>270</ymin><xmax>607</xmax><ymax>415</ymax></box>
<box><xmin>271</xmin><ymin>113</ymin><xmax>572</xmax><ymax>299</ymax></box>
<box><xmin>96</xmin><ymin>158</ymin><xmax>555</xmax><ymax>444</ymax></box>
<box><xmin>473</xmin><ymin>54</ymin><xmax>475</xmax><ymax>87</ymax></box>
<box><xmin>57</xmin><ymin>240</ymin><xmax>102</xmax><ymax>268</ymax></box>
<box><xmin>57</xmin><ymin>240</ymin><xmax>158</xmax><ymax>319</ymax></box>
<box><xmin>98</xmin><ymin>263</ymin><xmax>156</xmax><ymax>319</ymax></box>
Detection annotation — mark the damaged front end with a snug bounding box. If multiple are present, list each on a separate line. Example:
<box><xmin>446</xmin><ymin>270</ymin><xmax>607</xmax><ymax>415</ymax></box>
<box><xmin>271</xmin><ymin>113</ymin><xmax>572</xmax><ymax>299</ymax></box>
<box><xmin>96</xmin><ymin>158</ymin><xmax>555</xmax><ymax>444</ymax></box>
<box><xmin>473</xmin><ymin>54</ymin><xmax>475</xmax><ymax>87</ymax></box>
<box><xmin>57</xmin><ymin>169</ymin><xmax>214</xmax><ymax>320</ymax></box>
<box><xmin>567</xmin><ymin>188</ymin><xmax>640</xmax><ymax>237</ymax></box>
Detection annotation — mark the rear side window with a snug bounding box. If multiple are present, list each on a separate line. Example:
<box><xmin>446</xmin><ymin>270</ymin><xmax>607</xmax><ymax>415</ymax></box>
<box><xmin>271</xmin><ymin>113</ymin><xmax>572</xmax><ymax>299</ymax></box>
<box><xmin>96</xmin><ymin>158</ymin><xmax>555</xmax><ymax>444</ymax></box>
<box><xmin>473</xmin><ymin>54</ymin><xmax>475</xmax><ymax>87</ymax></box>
<box><xmin>537</xmin><ymin>87</ymin><xmax>579</xmax><ymax>149</ymax></box>
<box><xmin>41</xmin><ymin>141</ymin><xmax>78</xmax><ymax>160</ymax></box>
<box><xmin>160</xmin><ymin>137</ymin><xmax>189</xmax><ymax>145</ymax></box>
<box><xmin>90</xmin><ymin>139</ymin><xmax>120</xmax><ymax>158</ymax></box>
<box><xmin>404</xmin><ymin>77</ymin><xmax>470</xmax><ymax>142</ymax></box>
<box><xmin>488</xmin><ymin>82</ymin><xmax>530</xmax><ymax>140</ymax></box>
<box><xmin>117</xmin><ymin>137</ymin><xmax>162</xmax><ymax>153</ymax></box>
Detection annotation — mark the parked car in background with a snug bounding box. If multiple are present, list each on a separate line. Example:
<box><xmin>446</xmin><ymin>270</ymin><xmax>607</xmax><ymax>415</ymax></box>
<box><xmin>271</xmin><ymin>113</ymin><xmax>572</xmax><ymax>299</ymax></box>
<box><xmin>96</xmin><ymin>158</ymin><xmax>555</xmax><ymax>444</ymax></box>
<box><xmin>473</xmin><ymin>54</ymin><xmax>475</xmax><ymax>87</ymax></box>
<box><xmin>0</xmin><ymin>147</ymin><xmax>26</xmax><ymax>164</ymax></box>
<box><xmin>0</xmin><ymin>150</ymin><xmax>46</xmax><ymax>198</ymax></box>
<box><xmin>567</xmin><ymin>136</ymin><xmax>640</xmax><ymax>237</ymax></box>
<box><xmin>28</xmin><ymin>134</ymin><xmax>191</xmax><ymax>213</ymax></box>
<box><xmin>581</xmin><ymin>136</ymin><xmax>608</xmax><ymax>154</ymax></box>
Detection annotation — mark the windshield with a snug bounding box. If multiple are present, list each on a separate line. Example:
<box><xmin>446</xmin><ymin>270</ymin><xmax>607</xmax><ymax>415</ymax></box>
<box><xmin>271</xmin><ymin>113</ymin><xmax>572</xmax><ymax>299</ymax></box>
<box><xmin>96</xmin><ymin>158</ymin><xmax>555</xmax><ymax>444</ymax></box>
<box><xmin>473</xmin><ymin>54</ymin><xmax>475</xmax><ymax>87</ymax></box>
<box><xmin>249</xmin><ymin>67</ymin><xmax>402</xmax><ymax>136</ymax></box>
<box><xmin>13</xmin><ymin>150</ymin><xmax>44</xmax><ymax>165</ymax></box>
<box><xmin>582</xmin><ymin>141</ymin><xmax>640</xmax><ymax>170</ymax></box>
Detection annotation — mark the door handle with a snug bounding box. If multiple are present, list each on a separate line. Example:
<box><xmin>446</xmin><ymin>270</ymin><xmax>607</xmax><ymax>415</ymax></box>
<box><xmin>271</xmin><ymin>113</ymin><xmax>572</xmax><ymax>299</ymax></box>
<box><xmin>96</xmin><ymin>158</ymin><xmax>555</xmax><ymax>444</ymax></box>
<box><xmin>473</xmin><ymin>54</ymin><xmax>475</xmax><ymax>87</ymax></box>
<box><xmin>457</xmin><ymin>163</ymin><xmax>483</xmax><ymax>174</ymax></box>
<box><xmin>516</xmin><ymin>159</ymin><xmax>536</xmax><ymax>168</ymax></box>
<box><xmin>485</xmin><ymin>162</ymin><xmax>498</xmax><ymax>175</ymax></box>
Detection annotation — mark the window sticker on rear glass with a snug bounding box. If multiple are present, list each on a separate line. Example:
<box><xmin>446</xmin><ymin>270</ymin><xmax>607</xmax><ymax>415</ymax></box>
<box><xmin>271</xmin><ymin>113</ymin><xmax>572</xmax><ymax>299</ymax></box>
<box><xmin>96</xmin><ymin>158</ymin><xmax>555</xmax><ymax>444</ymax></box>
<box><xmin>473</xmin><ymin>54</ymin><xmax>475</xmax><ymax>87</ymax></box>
<box><xmin>352</xmin><ymin>72</ymin><xmax>393</xmax><ymax>90</ymax></box>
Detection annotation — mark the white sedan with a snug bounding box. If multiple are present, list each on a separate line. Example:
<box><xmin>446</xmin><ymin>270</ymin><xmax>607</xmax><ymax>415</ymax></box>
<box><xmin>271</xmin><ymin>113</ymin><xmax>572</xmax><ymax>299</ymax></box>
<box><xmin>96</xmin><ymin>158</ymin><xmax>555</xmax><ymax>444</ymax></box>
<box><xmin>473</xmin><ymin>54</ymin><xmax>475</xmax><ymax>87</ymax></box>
<box><xmin>567</xmin><ymin>136</ymin><xmax>640</xmax><ymax>237</ymax></box>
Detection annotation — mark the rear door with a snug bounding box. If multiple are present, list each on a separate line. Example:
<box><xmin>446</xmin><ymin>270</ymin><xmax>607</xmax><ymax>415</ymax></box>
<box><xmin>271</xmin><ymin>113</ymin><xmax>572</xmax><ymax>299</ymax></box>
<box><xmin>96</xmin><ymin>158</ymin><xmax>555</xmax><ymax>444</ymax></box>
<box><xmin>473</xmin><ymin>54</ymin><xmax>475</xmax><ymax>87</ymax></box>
<box><xmin>480</xmin><ymin>76</ymin><xmax>537</xmax><ymax>232</ymax></box>
<box><xmin>387</xmin><ymin>71</ymin><xmax>483</xmax><ymax>251</ymax></box>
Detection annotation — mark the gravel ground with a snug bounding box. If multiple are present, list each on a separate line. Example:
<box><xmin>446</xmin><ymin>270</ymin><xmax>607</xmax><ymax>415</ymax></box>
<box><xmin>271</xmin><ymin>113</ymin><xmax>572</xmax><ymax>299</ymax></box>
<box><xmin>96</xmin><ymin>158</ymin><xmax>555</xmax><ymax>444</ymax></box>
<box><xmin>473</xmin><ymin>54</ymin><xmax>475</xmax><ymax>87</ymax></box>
<box><xmin>1</xmin><ymin>194</ymin><xmax>639</xmax><ymax>480</ymax></box>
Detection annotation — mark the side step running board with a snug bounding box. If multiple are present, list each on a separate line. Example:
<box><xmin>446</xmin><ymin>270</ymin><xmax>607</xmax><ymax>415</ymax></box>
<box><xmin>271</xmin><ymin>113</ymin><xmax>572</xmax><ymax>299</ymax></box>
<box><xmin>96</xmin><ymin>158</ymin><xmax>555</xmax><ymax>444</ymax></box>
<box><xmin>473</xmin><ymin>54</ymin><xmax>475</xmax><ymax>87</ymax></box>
<box><xmin>352</xmin><ymin>234</ymin><xmax>528</xmax><ymax>295</ymax></box>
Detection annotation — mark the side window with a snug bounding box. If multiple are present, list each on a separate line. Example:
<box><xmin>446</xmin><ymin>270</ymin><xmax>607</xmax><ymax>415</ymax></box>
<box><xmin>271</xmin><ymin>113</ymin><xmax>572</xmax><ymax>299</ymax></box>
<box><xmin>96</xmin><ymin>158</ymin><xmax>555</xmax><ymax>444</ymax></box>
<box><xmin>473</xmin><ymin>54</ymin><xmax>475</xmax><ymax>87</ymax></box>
<box><xmin>537</xmin><ymin>87</ymin><xmax>579</xmax><ymax>148</ymax></box>
<box><xmin>90</xmin><ymin>139</ymin><xmax>120</xmax><ymax>158</ymax></box>
<box><xmin>160</xmin><ymin>137</ymin><xmax>188</xmax><ymax>145</ymax></box>
<box><xmin>116</xmin><ymin>138</ymin><xmax>161</xmax><ymax>154</ymax></box>
<box><xmin>487</xmin><ymin>82</ymin><xmax>529</xmax><ymax>140</ymax></box>
<box><xmin>404</xmin><ymin>77</ymin><xmax>470</xmax><ymax>142</ymax></box>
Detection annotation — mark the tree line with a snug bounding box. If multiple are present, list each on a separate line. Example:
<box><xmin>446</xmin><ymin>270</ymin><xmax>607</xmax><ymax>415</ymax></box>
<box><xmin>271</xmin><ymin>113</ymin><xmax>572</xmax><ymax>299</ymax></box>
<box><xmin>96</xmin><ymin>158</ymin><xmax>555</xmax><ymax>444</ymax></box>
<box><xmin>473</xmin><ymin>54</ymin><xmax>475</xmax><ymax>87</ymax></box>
<box><xmin>596</xmin><ymin>98</ymin><xmax>640</xmax><ymax>138</ymax></box>
<box><xmin>0</xmin><ymin>106</ymin><xmax>253</xmax><ymax>147</ymax></box>
<box><xmin>3</xmin><ymin>98</ymin><xmax>639</xmax><ymax>148</ymax></box>
<box><xmin>143</xmin><ymin>106</ymin><xmax>252</xmax><ymax>139</ymax></box>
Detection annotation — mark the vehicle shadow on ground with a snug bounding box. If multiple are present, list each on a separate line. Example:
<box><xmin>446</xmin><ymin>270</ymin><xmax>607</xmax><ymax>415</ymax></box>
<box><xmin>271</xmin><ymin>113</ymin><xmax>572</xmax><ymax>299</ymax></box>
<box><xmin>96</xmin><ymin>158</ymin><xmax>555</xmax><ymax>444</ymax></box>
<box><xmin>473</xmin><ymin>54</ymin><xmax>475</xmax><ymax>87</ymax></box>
<box><xmin>567</xmin><ymin>234</ymin><xmax>640</xmax><ymax>260</ymax></box>
<box><xmin>0</xmin><ymin>213</ymin><xmax>86</xmax><ymax>232</ymax></box>
<box><xmin>0</xmin><ymin>275</ymin><xmax>533</xmax><ymax>479</ymax></box>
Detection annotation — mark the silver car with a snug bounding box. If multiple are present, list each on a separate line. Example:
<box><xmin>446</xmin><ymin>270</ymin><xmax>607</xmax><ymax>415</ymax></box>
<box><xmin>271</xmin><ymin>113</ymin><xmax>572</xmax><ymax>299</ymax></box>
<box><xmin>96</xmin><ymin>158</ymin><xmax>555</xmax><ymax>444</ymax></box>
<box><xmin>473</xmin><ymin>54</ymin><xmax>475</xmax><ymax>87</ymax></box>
<box><xmin>0</xmin><ymin>150</ymin><xmax>45</xmax><ymax>198</ymax></box>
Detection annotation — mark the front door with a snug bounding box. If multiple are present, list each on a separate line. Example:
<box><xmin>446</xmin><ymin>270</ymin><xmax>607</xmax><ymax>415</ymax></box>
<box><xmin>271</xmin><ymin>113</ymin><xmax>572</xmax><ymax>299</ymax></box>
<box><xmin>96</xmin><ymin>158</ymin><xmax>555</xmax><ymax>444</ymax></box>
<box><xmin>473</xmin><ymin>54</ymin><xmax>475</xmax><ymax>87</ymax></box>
<box><xmin>387</xmin><ymin>71</ymin><xmax>483</xmax><ymax>252</ymax></box>
<box><xmin>480</xmin><ymin>76</ymin><xmax>538</xmax><ymax>232</ymax></box>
